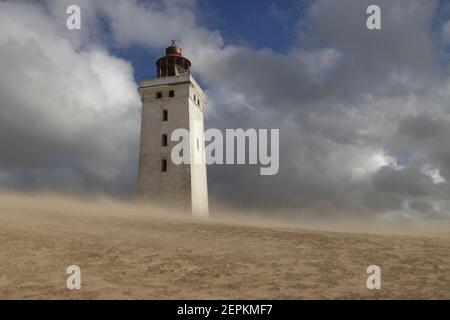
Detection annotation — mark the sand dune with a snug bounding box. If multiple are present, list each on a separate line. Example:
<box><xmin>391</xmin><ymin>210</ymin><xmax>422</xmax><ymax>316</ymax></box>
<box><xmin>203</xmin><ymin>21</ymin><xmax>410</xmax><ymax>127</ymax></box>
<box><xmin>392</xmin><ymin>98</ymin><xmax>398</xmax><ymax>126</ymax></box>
<box><xmin>0</xmin><ymin>192</ymin><xmax>449</xmax><ymax>299</ymax></box>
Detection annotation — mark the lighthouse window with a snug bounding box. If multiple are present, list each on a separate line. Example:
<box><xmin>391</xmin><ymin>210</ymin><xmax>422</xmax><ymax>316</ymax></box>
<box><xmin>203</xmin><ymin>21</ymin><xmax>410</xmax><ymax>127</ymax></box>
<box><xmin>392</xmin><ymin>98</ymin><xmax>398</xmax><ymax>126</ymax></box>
<box><xmin>162</xmin><ymin>134</ymin><xmax>168</xmax><ymax>146</ymax></box>
<box><xmin>169</xmin><ymin>90</ymin><xmax>175</xmax><ymax>97</ymax></box>
<box><xmin>162</xmin><ymin>109</ymin><xmax>168</xmax><ymax>121</ymax></box>
<box><xmin>161</xmin><ymin>159</ymin><xmax>167</xmax><ymax>172</ymax></box>
<box><xmin>156</xmin><ymin>92</ymin><xmax>162</xmax><ymax>99</ymax></box>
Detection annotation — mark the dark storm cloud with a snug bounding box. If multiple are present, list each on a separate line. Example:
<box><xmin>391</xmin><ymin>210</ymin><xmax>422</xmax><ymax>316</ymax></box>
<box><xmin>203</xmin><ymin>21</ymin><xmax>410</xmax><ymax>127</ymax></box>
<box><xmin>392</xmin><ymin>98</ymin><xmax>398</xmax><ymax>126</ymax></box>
<box><xmin>391</xmin><ymin>113</ymin><xmax>450</xmax><ymax>181</ymax></box>
<box><xmin>0</xmin><ymin>1</ymin><xmax>139</xmax><ymax>195</ymax></box>
<box><xmin>0</xmin><ymin>0</ymin><xmax>449</xmax><ymax>218</ymax></box>
<box><xmin>372</xmin><ymin>166</ymin><xmax>435</xmax><ymax>197</ymax></box>
<box><xmin>202</xmin><ymin>0</ymin><xmax>450</xmax><ymax>217</ymax></box>
<box><xmin>398</xmin><ymin>114</ymin><xmax>449</xmax><ymax>141</ymax></box>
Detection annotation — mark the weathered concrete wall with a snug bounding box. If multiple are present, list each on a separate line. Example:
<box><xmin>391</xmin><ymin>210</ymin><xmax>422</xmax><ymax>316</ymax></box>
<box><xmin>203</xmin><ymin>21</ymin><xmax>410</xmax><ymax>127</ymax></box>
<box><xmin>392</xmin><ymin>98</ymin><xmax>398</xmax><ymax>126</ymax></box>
<box><xmin>189</xmin><ymin>82</ymin><xmax>209</xmax><ymax>217</ymax></box>
<box><xmin>137</xmin><ymin>74</ymin><xmax>209</xmax><ymax>216</ymax></box>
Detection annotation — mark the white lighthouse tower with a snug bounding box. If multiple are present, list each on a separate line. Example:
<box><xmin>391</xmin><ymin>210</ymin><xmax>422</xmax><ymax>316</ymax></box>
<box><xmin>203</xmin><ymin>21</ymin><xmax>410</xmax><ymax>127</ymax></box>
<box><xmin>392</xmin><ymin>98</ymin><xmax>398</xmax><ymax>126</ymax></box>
<box><xmin>137</xmin><ymin>41</ymin><xmax>209</xmax><ymax>217</ymax></box>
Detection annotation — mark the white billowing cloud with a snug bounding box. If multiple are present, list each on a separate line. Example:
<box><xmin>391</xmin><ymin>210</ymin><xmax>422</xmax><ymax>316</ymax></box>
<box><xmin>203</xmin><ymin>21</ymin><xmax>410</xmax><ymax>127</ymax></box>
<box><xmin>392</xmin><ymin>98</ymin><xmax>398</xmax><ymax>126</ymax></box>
<box><xmin>189</xmin><ymin>0</ymin><xmax>450</xmax><ymax>218</ymax></box>
<box><xmin>0</xmin><ymin>0</ymin><xmax>450</xmax><ymax>219</ymax></box>
<box><xmin>442</xmin><ymin>20</ymin><xmax>450</xmax><ymax>44</ymax></box>
<box><xmin>45</xmin><ymin>0</ymin><xmax>225</xmax><ymax>67</ymax></box>
<box><xmin>290</xmin><ymin>48</ymin><xmax>342</xmax><ymax>82</ymax></box>
<box><xmin>351</xmin><ymin>151</ymin><xmax>396</xmax><ymax>182</ymax></box>
<box><xmin>102</xmin><ymin>0</ymin><xmax>223</xmax><ymax>51</ymax></box>
<box><xmin>0</xmin><ymin>1</ymin><xmax>140</xmax><ymax>194</ymax></box>
<box><xmin>421</xmin><ymin>166</ymin><xmax>446</xmax><ymax>184</ymax></box>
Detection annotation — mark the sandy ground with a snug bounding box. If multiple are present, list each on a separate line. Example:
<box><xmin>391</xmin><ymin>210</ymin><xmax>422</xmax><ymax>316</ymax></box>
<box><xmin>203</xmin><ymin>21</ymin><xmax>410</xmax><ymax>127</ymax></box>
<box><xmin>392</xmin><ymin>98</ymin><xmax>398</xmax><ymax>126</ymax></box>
<box><xmin>0</xmin><ymin>193</ymin><xmax>449</xmax><ymax>299</ymax></box>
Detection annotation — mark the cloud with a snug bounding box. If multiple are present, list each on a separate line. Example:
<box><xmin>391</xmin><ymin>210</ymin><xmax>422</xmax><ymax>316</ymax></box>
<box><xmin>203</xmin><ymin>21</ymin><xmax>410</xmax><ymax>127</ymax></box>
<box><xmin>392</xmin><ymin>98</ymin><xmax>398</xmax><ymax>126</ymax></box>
<box><xmin>0</xmin><ymin>0</ymin><xmax>449</xmax><ymax>219</ymax></box>
<box><xmin>197</xmin><ymin>0</ymin><xmax>450</xmax><ymax>218</ymax></box>
<box><xmin>0</xmin><ymin>1</ymin><xmax>140</xmax><ymax>195</ymax></box>
<box><xmin>443</xmin><ymin>21</ymin><xmax>450</xmax><ymax>44</ymax></box>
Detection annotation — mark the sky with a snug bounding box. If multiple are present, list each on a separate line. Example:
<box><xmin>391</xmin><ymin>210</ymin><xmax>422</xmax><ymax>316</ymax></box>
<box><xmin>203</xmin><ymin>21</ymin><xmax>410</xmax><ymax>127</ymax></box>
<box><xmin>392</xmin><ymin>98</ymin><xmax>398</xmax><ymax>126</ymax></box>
<box><xmin>0</xmin><ymin>0</ymin><xmax>450</xmax><ymax>219</ymax></box>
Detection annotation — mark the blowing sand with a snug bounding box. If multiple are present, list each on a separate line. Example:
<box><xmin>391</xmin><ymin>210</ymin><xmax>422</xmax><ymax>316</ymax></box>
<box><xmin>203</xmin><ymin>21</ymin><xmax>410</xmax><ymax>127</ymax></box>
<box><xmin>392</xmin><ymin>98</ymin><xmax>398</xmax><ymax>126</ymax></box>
<box><xmin>0</xmin><ymin>192</ymin><xmax>449</xmax><ymax>299</ymax></box>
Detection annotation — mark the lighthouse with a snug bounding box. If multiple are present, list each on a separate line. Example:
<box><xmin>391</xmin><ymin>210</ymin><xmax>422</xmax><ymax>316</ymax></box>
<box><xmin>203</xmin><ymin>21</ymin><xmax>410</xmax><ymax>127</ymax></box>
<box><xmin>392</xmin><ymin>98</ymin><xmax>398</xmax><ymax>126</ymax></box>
<box><xmin>137</xmin><ymin>41</ymin><xmax>209</xmax><ymax>217</ymax></box>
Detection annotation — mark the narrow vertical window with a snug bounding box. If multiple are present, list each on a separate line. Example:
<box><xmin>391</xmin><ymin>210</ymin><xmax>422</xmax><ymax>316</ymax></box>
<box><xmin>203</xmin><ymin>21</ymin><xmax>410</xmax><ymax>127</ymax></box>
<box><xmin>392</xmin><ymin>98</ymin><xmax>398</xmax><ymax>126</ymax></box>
<box><xmin>162</xmin><ymin>134</ymin><xmax>168</xmax><ymax>146</ymax></box>
<box><xmin>162</xmin><ymin>109</ymin><xmax>168</xmax><ymax>121</ymax></box>
<box><xmin>161</xmin><ymin>159</ymin><xmax>167</xmax><ymax>172</ymax></box>
<box><xmin>197</xmin><ymin>138</ymin><xmax>200</xmax><ymax>151</ymax></box>
<box><xmin>169</xmin><ymin>90</ymin><xmax>175</xmax><ymax>97</ymax></box>
<box><xmin>156</xmin><ymin>92</ymin><xmax>162</xmax><ymax>99</ymax></box>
